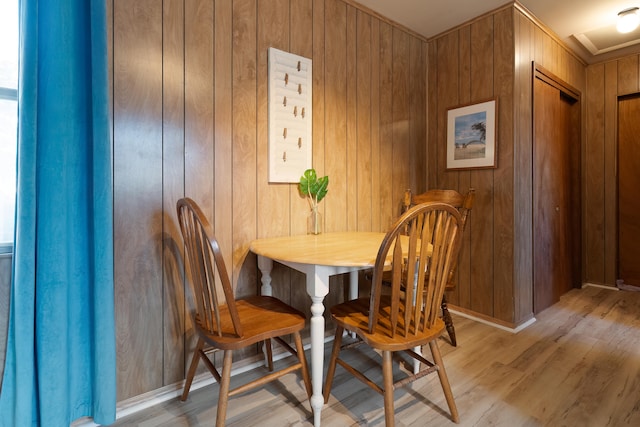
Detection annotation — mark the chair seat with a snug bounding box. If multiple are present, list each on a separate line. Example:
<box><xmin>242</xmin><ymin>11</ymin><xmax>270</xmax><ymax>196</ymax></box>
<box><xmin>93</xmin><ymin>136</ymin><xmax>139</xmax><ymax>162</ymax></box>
<box><xmin>330</xmin><ymin>296</ymin><xmax>445</xmax><ymax>352</ymax></box>
<box><xmin>197</xmin><ymin>295</ymin><xmax>307</xmax><ymax>350</ymax></box>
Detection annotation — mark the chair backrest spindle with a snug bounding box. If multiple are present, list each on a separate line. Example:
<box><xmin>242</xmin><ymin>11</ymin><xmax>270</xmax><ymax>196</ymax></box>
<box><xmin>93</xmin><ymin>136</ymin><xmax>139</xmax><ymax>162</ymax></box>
<box><xmin>369</xmin><ymin>203</ymin><xmax>463</xmax><ymax>338</ymax></box>
<box><xmin>177</xmin><ymin>198</ymin><xmax>243</xmax><ymax>338</ymax></box>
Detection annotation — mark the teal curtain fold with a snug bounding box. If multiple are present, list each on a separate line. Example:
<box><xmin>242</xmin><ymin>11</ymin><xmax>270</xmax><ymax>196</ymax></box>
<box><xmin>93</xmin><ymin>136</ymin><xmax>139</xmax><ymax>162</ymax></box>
<box><xmin>0</xmin><ymin>0</ymin><xmax>116</xmax><ymax>425</ymax></box>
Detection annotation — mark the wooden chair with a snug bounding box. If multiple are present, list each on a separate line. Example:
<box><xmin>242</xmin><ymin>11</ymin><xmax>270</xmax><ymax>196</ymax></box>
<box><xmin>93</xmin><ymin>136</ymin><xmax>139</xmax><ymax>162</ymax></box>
<box><xmin>323</xmin><ymin>202</ymin><xmax>463</xmax><ymax>426</ymax></box>
<box><xmin>403</xmin><ymin>188</ymin><xmax>474</xmax><ymax>346</ymax></box>
<box><xmin>176</xmin><ymin>198</ymin><xmax>312</xmax><ymax>426</ymax></box>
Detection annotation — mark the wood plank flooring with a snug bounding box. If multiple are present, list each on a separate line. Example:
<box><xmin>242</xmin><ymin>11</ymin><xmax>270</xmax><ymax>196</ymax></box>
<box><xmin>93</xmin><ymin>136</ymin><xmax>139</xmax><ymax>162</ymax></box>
<box><xmin>107</xmin><ymin>286</ymin><xmax>640</xmax><ymax>426</ymax></box>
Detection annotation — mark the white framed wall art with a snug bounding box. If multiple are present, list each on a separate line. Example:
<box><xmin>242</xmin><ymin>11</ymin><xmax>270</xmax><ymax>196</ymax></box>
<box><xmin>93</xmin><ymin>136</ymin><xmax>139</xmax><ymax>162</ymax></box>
<box><xmin>268</xmin><ymin>47</ymin><xmax>312</xmax><ymax>183</ymax></box>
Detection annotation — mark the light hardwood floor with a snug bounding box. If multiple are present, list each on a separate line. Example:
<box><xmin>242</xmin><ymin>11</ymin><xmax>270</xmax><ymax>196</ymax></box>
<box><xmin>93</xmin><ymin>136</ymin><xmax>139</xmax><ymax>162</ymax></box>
<box><xmin>108</xmin><ymin>286</ymin><xmax>640</xmax><ymax>426</ymax></box>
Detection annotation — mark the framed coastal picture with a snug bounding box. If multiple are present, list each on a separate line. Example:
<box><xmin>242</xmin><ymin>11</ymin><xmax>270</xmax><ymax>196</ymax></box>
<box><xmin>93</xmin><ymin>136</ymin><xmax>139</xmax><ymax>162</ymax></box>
<box><xmin>446</xmin><ymin>99</ymin><xmax>497</xmax><ymax>170</ymax></box>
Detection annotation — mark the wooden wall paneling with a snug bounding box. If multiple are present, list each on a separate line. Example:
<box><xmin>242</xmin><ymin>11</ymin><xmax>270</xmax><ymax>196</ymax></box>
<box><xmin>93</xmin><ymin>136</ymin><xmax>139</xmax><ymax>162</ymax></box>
<box><xmin>573</xmin><ymin>55</ymin><xmax>586</xmax><ymax>91</ymax></box>
<box><xmin>256</xmin><ymin>0</ymin><xmax>290</xmax><ymax>307</ymax></box>
<box><xmin>230</xmin><ymin>0</ymin><xmax>258</xmax><ymax>361</ymax></box>
<box><xmin>408</xmin><ymin>33</ymin><xmax>418</xmax><ymax>192</ymax></box>
<box><xmin>356</xmin><ymin>10</ymin><xmax>373</xmax><ymax>232</ymax></box>
<box><xmin>556</xmin><ymin>40</ymin><xmax>567</xmax><ymax>83</ymax></box>
<box><xmin>161</xmin><ymin>0</ymin><xmax>186</xmax><ymax>387</ymax></box>
<box><xmin>323</xmin><ymin>0</ymin><xmax>349</xmax><ymax>313</ymax></box>
<box><xmin>311</xmin><ymin>0</ymin><xmax>326</xmax><ymax>201</ymax></box>
<box><xmin>346</xmin><ymin>6</ymin><xmax>358</xmax><ymax>231</ymax></box>
<box><xmin>108</xmin><ymin>0</ymin><xmax>432</xmax><ymax>401</ymax></box>
<box><xmin>435</xmin><ymin>32</ymin><xmax>459</xmax><ymax>190</ymax></box>
<box><xmin>604</xmin><ymin>62</ymin><xmax>618</xmax><ymax>285</ymax></box>
<box><xmin>184</xmin><ymin>0</ymin><xmax>215</xmax><ymax>370</ymax></box>
<box><xmin>458</xmin><ymin>26</ymin><xmax>471</xmax><ymax>105</ymax></box>
<box><xmin>287</xmin><ymin>0</ymin><xmax>325</xmax><ymax>320</ymax></box>
<box><xmin>580</xmin><ymin>58</ymin><xmax>588</xmax><ymax>284</ymax></box>
<box><xmin>581</xmin><ymin>54</ymin><xmax>640</xmax><ymax>289</ymax></box>
<box><xmin>184</xmin><ymin>0</ymin><xmax>214</xmax><ymax>222</ymax></box>
<box><xmin>232</xmin><ymin>0</ymin><xmax>258</xmax><ymax>302</ymax></box>
<box><xmin>574</xmin><ymin>56</ymin><xmax>587</xmax><ymax>285</ymax></box>
<box><xmin>457</xmin><ymin>24</ymin><xmax>472</xmax><ymax>196</ymax></box>
<box><xmin>514</xmin><ymin>11</ymin><xmax>534</xmax><ymax>322</ymax></box>
<box><xmin>533</xmin><ymin>27</ymin><xmax>545</xmax><ymax>68</ymax></box>
<box><xmin>584</xmin><ymin>64</ymin><xmax>606</xmax><ymax>284</ymax></box>
<box><xmin>289</xmin><ymin>0</ymin><xmax>315</xmax><ymax>325</ymax></box>
<box><xmin>214</xmin><ymin>0</ymin><xmax>234</xmax><ymax>296</ymax></box>
<box><xmin>617</xmin><ymin>55</ymin><xmax>639</xmax><ymax>96</ymax></box>
<box><xmin>541</xmin><ymin>29</ymin><xmax>556</xmax><ymax>72</ymax></box>
<box><xmin>290</xmin><ymin>0</ymin><xmax>314</xmax><ymax>237</ymax></box>
<box><xmin>324</xmin><ymin>0</ymin><xmax>348</xmax><ymax>233</ymax></box>
<box><xmin>370</xmin><ymin>18</ymin><xmax>381</xmax><ymax>232</ymax></box>
<box><xmin>492</xmin><ymin>9</ymin><xmax>514</xmax><ymax>323</ymax></box>
<box><xmin>256</xmin><ymin>0</ymin><xmax>289</xmax><ymax>240</ymax></box>
<box><xmin>550</xmin><ymin>39</ymin><xmax>561</xmax><ymax>80</ymax></box>
<box><xmin>410</xmin><ymin>37</ymin><xmax>427</xmax><ymax>193</ymax></box>
<box><xmin>113</xmin><ymin>0</ymin><xmax>164</xmax><ymax>400</ymax></box>
<box><xmin>378</xmin><ymin>22</ymin><xmax>394</xmax><ymax>231</ymax></box>
<box><xmin>427</xmin><ymin>42</ymin><xmax>437</xmax><ymax>189</ymax></box>
<box><xmin>453</xmin><ymin>25</ymin><xmax>472</xmax><ymax>309</ymax></box>
<box><xmin>392</xmin><ymin>28</ymin><xmax>411</xmax><ymax>207</ymax></box>
<box><xmin>227</xmin><ymin>0</ymin><xmax>259</xmax><ymax>302</ymax></box>
<box><xmin>469</xmin><ymin>16</ymin><xmax>495</xmax><ymax>316</ymax></box>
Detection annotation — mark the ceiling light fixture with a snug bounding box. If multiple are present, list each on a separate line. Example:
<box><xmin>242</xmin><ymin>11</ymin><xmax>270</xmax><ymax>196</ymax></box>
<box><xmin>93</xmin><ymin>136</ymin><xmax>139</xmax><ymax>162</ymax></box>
<box><xmin>617</xmin><ymin>7</ymin><xmax>640</xmax><ymax>33</ymax></box>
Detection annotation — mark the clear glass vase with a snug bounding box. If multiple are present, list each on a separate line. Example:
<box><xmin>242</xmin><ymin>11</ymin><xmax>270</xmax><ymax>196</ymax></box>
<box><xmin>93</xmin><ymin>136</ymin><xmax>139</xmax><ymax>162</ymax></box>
<box><xmin>307</xmin><ymin>206</ymin><xmax>322</xmax><ymax>235</ymax></box>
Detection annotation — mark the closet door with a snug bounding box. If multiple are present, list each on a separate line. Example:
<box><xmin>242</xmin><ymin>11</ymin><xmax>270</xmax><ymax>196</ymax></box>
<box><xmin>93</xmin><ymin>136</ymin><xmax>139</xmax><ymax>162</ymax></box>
<box><xmin>618</xmin><ymin>95</ymin><xmax>640</xmax><ymax>287</ymax></box>
<box><xmin>533</xmin><ymin>67</ymin><xmax>581</xmax><ymax>314</ymax></box>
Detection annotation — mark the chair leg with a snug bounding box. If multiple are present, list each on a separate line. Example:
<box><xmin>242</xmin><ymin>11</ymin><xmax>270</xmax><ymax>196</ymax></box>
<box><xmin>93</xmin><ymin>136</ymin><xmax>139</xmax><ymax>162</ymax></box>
<box><xmin>442</xmin><ymin>294</ymin><xmax>457</xmax><ymax>346</ymax></box>
<box><xmin>264</xmin><ymin>338</ymin><xmax>274</xmax><ymax>371</ymax></box>
<box><xmin>293</xmin><ymin>331</ymin><xmax>312</xmax><ymax>398</ymax></box>
<box><xmin>382</xmin><ymin>350</ymin><xmax>395</xmax><ymax>427</ymax></box>
<box><xmin>322</xmin><ymin>325</ymin><xmax>344</xmax><ymax>403</ymax></box>
<box><xmin>428</xmin><ymin>341</ymin><xmax>459</xmax><ymax>423</ymax></box>
<box><xmin>182</xmin><ymin>338</ymin><xmax>204</xmax><ymax>401</ymax></box>
<box><xmin>216</xmin><ymin>350</ymin><xmax>234</xmax><ymax>427</ymax></box>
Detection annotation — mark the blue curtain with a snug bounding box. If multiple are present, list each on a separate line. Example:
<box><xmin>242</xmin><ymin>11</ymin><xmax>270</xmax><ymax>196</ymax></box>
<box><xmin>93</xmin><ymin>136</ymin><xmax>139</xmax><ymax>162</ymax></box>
<box><xmin>0</xmin><ymin>0</ymin><xmax>116</xmax><ymax>425</ymax></box>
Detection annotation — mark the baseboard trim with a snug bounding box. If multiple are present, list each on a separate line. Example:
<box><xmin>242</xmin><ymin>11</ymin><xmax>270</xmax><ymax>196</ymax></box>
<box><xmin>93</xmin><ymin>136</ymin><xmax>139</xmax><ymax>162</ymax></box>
<box><xmin>447</xmin><ymin>306</ymin><xmax>537</xmax><ymax>333</ymax></box>
<box><xmin>582</xmin><ymin>282</ymin><xmax>619</xmax><ymax>291</ymax></box>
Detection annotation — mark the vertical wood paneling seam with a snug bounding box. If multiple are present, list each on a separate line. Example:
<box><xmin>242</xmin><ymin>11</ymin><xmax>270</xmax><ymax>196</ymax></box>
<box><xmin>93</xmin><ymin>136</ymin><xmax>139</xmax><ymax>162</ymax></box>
<box><xmin>609</xmin><ymin>60</ymin><xmax>615</xmax><ymax>284</ymax></box>
<box><xmin>211</xmin><ymin>0</ymin><xmax>216</xmax><ymax>220</ymax></box>
<box><xmin>355</xmin><ymin>11</ymin><xmax>359</xmax><ymax>228</ymax></box>
<box><xmin>322</xmin><ymin>1</ymin><xmax>327</xmax><ymax>177</ymax></box>
<box><xmin>391</xmin><ymin>28</ymin><xmax>396</xmax><ymax>196</ymax></box>
<box><xmin>491</xmin><ymin>16</ymin><xmax>496</xmax><ymax>318</ymax></box>
<box><xmin>254</xmin><ymin>0</ymin><xmax>259</xmax><ymax>238</ymax></box>
<box><xmin>180</xmin><ymin>0</ymin><xmax>187</xmax><ymax>380</ymax></box>
<box><xmin>604</xmin><ymin>63</ymin><xmax>611</xmax><ymax>281</ymax></box>
<box><xmin>368</xmin><ymin>18</ymin><xmax>373</xmax><ymax>228</ymax></box>
<box><xmin>368</xmin><ymin>17</ymin><xmax>374</xmax><ymax>229</ymax></box>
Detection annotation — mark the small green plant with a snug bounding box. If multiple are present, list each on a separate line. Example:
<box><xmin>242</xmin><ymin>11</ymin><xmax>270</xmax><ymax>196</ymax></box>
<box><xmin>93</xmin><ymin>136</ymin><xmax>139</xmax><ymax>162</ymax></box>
<box><xmin>299</xmin><ymin>168</ymin><xmax>329</xmax><ymax>210</ymax></box>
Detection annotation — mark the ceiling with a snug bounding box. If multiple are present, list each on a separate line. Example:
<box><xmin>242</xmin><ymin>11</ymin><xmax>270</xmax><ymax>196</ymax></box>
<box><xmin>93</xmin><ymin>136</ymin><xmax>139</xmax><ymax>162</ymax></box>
<box><xmin>358</xmin><ymin>0</ymin><xmax>640</xmax><ymax>63</ymax></box>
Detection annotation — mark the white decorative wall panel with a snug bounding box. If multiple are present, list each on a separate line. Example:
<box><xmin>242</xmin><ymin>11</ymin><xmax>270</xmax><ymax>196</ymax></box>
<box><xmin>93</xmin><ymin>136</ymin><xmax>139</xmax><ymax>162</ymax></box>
<box><xmin>268</xmin><ymin>47</ymin><xmax>312</xmax><ymax>183</ymax></box>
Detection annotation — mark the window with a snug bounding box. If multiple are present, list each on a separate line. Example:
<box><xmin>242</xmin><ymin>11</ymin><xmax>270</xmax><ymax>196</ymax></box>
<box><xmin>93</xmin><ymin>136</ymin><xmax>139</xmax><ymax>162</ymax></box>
<box><xmin>0</xmin><ymin>0</ymin><xmax>18</xmax><ymax>253</ymax></box>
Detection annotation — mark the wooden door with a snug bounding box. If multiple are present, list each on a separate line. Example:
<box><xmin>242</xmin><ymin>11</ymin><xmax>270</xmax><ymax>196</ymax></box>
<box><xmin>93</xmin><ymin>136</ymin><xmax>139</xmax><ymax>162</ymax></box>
<box><xmin>618</xmin><ymin>95</ymin><xmax>640</xmax><ymax>287</ymax></box>
<box><xmin>533</xmin><ymin>67</ymin><xmax>581</xmax><ymax>314</ymax></box>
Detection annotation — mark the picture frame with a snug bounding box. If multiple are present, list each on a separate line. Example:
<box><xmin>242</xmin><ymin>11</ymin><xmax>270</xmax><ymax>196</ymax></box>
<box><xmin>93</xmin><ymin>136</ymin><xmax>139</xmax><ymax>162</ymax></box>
<box><xmin>268</xmin><ymin>47</ymin><xmax>313</xmax><ymax>183</ymax></box>
<box><xmin>446</xmin><ymin>98</ymin><xmax>497</xmax><ymax>170</ymax></box>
